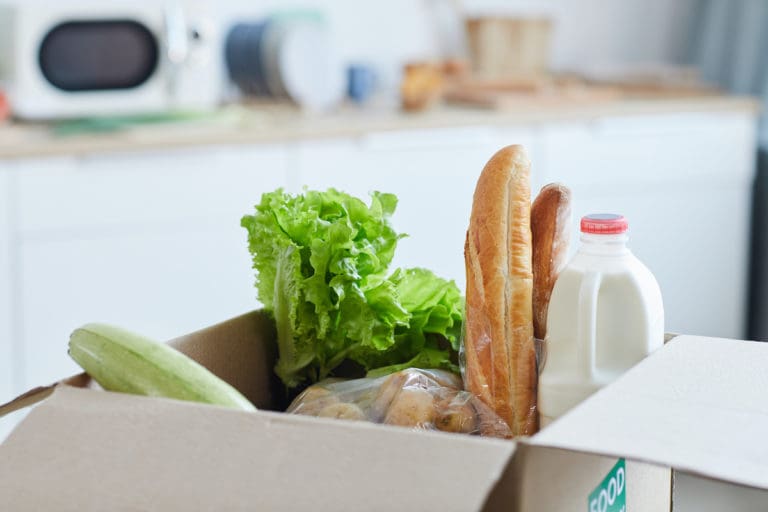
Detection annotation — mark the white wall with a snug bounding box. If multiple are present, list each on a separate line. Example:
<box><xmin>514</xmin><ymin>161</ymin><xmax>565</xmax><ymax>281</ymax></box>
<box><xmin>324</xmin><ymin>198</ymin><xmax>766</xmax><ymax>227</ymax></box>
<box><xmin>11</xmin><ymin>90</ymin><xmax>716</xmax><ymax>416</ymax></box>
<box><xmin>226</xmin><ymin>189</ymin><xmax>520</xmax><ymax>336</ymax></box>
<box><xmin>217</xmin><ymin>0</ymin><xmax>696</xmax><ymax>80</ymax></box>
<box><xmin>0</xmin><ymin>0</ymin><xmax>699</xmax><ymax>69</ymax></box>
<box><xmin>0</xmin><ymin>0</ymin><xmax>697</xmax><ymax>94</ymax></box>
<box><xmin>193</xmin><ymin>0</ymin><xmax>700</xmax><ymax>99</ymax></box>
<box><xmin>463</xmin><ymin>0</ymin><xmax>696</xmax><ymax>70</ymax></box>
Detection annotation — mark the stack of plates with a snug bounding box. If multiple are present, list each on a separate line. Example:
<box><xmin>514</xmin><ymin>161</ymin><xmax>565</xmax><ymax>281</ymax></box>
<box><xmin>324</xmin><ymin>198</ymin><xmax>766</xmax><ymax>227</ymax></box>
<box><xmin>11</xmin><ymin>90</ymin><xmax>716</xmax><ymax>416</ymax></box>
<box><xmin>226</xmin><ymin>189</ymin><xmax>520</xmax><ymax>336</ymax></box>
<box><xmin>226</xmin><ymin>17</ymin><xmax>344</xmax><ymax>111</ymax></box>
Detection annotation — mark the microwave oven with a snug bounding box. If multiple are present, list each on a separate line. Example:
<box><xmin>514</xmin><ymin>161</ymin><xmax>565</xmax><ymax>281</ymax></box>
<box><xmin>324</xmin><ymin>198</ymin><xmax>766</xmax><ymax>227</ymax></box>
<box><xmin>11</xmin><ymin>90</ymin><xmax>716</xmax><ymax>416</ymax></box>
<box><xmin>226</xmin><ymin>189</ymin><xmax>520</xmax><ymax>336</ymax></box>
<box><xmin>0</xmin><ymin>0</ymin><xmax>221</xmax><ymax>119</ymax></box>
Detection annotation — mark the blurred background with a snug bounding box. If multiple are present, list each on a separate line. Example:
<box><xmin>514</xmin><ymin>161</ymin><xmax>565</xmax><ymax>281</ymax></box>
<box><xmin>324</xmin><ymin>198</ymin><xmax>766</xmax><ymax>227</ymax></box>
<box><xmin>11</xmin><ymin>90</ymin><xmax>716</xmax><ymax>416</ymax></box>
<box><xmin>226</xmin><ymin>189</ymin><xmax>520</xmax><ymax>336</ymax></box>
<box><xmin>0</xmin><ymin>0</ymin><xmax>767</xmax><ymax>506</ymax></box>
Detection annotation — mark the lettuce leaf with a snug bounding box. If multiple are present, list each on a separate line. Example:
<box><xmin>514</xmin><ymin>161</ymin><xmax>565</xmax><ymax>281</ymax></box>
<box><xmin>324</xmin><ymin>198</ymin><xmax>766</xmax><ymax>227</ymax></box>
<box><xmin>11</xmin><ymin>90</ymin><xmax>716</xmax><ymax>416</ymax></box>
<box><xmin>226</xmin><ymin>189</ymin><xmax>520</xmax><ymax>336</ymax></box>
<box><xmin>242</xmin><ymin>189</ymin><xmax>464</xmax><ymax>388</ymax></box>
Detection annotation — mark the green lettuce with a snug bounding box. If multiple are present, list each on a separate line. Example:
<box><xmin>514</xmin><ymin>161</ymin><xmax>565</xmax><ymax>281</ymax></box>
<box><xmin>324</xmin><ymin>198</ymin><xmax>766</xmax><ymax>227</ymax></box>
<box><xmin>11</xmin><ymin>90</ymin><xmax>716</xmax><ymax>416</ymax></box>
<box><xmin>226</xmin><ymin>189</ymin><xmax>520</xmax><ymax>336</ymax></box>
<box><xmin>241</xmin><ymin>189</ymin><xmax>464</xmax><ymax>388</ymax></box>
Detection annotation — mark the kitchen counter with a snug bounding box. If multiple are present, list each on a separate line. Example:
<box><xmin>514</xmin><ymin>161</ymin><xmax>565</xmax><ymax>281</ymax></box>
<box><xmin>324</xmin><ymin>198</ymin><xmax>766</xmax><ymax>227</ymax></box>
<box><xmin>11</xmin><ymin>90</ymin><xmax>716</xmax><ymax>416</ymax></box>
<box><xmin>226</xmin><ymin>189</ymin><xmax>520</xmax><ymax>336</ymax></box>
<box><xmin>0</xmin><ymin>96</ymin><xmax>759</xmax><ymax>160</ymax></box>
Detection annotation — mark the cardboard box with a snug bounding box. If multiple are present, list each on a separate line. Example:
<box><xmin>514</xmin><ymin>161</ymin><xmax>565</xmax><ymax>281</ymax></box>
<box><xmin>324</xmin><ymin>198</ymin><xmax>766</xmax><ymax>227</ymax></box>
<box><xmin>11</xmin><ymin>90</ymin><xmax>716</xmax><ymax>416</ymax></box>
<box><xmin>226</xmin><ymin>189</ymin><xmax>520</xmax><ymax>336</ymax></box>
<box><xmin>0</xmin><ymin>311</ymin><xmax>765</xmax><ymax>510</ymax></box>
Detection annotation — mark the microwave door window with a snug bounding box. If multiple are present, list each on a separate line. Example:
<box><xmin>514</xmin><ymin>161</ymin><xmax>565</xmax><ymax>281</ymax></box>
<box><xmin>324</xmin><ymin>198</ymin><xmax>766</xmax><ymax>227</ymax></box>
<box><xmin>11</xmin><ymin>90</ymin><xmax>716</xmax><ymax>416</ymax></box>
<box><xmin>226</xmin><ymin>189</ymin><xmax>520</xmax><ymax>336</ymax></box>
<box><xmin>39</xmin><ymin>20</ymin><xmax>159</xmax><ymax>91</ymax></box>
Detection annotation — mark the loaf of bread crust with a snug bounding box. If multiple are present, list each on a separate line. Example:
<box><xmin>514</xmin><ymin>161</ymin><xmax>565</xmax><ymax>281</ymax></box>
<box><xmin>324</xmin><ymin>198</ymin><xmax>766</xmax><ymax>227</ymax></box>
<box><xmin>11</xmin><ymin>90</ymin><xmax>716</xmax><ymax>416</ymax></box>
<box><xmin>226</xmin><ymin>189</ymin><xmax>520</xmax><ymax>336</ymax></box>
<box><xmin>531</xmin><ymin>183</ymin><xmax>572</xmax><ymax>341</ymax></box>
<box><xmin>464</xmin><ymin>145</ymin><xmax>537</xmax><ymax>436</ymax></box>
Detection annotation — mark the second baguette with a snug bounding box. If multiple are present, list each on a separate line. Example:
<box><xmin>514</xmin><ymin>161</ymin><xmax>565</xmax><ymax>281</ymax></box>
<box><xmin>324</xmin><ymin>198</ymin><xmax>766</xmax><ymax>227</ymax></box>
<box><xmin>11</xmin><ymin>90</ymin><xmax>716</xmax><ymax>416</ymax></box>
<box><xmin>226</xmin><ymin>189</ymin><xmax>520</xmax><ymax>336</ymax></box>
<box><xmin>531</xmin><ymin>183</ymin><xmax>572</xmax><ymax>341</ymax></box>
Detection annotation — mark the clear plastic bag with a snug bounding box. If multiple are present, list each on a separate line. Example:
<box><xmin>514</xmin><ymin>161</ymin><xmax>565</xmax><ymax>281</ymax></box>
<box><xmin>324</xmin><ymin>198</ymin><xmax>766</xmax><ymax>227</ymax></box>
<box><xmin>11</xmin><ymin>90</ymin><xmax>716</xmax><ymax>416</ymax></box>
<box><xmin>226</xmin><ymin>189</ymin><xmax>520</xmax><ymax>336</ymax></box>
<box><xmin>287</xmin><ymin>368</ymin><xmax>513</xmax><ymax>438</ymax></box>
<box><xmin>458</xmin><ymin>308</ymin><xmax>542</xmax><ymax>437</ymax></box>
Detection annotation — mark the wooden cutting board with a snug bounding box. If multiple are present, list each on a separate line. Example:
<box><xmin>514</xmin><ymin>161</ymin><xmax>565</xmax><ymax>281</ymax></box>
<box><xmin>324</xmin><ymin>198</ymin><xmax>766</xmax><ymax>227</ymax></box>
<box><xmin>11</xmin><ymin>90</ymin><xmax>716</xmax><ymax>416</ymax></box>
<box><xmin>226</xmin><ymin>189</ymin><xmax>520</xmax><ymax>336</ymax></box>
<box><xmin>444</xmin><ymin>79</ymin><xmax>622</xmax><ymax>110</ymax></box>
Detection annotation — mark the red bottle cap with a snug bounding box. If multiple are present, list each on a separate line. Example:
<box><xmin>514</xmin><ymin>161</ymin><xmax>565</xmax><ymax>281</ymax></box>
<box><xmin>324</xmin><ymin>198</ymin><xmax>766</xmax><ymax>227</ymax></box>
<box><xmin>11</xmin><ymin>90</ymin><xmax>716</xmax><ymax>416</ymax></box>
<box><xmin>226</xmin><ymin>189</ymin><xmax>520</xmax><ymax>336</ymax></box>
<box><xmin>580</xmin><ymin>214</ymin><xmax>629</xmax><ymax>234</ymax></box>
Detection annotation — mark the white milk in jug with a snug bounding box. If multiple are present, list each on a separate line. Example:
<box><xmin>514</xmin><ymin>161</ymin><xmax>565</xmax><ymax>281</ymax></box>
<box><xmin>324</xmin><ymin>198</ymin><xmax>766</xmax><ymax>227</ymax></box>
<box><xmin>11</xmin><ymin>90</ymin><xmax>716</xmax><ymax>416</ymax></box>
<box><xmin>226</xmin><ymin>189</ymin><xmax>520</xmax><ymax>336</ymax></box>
<box><xmin>538</xmin><ymin>213</ymin><xmax>664</xmax><ymax>427</ymax></box>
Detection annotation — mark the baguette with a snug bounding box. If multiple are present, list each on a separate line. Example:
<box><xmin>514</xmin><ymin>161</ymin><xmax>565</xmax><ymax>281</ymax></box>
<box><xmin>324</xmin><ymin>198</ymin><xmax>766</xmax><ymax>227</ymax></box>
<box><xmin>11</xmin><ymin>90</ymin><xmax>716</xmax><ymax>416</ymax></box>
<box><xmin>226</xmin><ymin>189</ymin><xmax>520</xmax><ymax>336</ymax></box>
<box><xmin>531</xmin><ymin>183</ymin><xmax>572</xmax><ymax>341</ymax></box>
<box><xmin>464</xmin><ymin>145</ymin><xmax>537</xmax><ymax>436</ymax></box>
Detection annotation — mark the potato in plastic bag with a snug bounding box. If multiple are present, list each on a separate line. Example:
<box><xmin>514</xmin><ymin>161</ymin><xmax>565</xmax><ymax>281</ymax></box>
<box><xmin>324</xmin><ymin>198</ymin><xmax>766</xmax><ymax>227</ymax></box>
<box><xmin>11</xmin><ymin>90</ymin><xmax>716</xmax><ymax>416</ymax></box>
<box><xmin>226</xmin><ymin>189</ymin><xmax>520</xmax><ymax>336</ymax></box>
<box><xmin>287</xmin><ymin>368</ymin><xmax>512</xmax><ymax>438</ymax></box>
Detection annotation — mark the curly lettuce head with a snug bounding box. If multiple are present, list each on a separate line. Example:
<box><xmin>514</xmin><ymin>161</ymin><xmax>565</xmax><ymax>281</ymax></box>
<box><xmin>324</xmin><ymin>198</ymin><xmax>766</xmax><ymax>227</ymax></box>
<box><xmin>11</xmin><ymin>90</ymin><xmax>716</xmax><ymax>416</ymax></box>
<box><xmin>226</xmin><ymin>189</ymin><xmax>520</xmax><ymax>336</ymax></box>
<box><xmin>242</xmin><ymin>189</ymin><xmax>463</xmax><ymax>388</ymax></box>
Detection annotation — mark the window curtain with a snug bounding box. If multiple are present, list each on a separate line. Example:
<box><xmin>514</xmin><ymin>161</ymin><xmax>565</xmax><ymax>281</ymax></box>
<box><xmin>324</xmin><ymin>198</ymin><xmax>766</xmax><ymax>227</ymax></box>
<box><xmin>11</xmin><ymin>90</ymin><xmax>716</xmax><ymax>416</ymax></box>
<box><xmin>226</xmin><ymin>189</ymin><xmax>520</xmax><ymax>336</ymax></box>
<box><xmin>689</xmin><ymin>0</ymin><xmax>768</xmax><ymax>146</ymax></box>
<box><xmin>688</xmin><ymin>0</ymin><xmax>768</xmax><ymax>339</ymax></box>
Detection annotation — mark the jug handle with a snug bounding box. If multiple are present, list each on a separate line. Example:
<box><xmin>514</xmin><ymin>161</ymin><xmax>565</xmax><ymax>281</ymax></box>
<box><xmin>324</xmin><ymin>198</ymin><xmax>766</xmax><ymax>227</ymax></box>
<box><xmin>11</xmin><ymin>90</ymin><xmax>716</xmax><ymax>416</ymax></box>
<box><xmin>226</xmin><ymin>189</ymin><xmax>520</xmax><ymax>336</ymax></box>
<box><xmin>577</xmin><ymin>271</ymin><xmax>602</xmax><ymax>379</ymax></box>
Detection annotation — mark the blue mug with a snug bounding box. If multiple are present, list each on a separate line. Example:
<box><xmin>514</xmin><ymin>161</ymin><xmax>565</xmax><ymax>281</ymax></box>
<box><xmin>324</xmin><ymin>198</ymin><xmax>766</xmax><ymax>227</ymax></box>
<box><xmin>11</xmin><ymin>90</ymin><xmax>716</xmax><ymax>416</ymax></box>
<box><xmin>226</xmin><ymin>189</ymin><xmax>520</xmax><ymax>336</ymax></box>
<box><xmin>347</xmin><ymin>64</ymin><xmax>377</xmax><ymax>104</ymax></box>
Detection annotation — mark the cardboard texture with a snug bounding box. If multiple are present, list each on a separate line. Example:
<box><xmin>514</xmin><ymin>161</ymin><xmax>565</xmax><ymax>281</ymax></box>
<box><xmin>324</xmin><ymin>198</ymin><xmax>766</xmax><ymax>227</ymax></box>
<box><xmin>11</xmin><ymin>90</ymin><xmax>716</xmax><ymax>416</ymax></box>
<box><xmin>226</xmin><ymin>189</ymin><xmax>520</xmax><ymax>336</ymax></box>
<box><xmin>0</xmin><ymin>388</ymin><xmax>669</xmax><ymax>512</ymax></box>
<box><xmin>533</xmin><ymin>335</ymin><xmax>768</xmax><ymax>490</ymax></box>
<box><xmin>483</xmin><ymin>444</ymin><xmax>671</xmax><ymax>512</ymax></box>
<box><xmin>19</xmin><ymin>311</ymin><xmax>768</xmax><ymax>510</ymax></box>
<box><xmin>0</xmin><ymin>386</ymin><xmax>514</xmax><ymax>511</ymax></box>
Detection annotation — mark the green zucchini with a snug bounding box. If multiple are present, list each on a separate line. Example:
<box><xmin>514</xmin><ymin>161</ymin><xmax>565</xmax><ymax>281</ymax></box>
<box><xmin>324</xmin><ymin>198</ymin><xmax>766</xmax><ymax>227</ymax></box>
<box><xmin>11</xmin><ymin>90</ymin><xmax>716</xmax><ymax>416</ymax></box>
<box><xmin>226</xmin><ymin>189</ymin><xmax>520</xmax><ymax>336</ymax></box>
<box><xmin>68</xmin><ymin>323</ymin><xmax>256</xmax><ymax>411</ymax></box>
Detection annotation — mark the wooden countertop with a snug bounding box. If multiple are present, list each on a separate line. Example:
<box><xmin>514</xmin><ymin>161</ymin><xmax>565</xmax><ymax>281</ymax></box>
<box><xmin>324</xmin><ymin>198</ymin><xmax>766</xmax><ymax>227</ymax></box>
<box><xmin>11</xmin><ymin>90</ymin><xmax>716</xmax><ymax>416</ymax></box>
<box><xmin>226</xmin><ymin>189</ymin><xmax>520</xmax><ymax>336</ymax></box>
<box><xmin>0</xmin><ymin>96</ymin><xmax>759</xmax><ymax>160</ymax></box>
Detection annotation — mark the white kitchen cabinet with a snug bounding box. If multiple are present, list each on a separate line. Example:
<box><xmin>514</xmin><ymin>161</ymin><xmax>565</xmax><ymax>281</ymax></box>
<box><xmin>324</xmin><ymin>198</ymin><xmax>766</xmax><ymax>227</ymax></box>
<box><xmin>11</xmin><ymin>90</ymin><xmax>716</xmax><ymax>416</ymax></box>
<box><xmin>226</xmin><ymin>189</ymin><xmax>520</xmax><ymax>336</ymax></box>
<box><xmin>540</xmin><ymin>113</ymin><xmax>757</xmax><ymax>338</ymax></box>
<box><xmin>17</xmin><ymin>147</ymin><xmax>285</xmax><ymax>232</ymax></box>
<box><xmin>0</xmin><ymin>166</ymin><xmax>13</xmax><ymax>402</ymax></box>
<box><xmin>14</xmin><ymin>146</ymin><xmax>288</xmax><ymax>389</ymax></box>
<box><xmin>19</xmin><ymin>224</ymin><xmax>259</xmax><ymax>386</ymax></box>
<box><xmin>294</xmin><ymin>127</ymin><xmax>537</xmax><ymax>290</ymax></box>
<box><xmin>0</xmin><ymin>164</ymin><xmax>23</xmax><ymax>443</ymax></box>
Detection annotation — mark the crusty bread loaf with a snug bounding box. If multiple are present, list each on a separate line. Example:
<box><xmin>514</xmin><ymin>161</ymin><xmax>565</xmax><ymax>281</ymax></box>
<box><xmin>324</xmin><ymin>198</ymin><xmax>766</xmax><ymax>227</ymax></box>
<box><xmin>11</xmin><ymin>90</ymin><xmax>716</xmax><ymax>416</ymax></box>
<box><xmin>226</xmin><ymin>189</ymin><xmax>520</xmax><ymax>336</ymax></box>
<box><xmin>531</xmin><ymin>183</ymin><xmax>572</xmax><ymax>341</ymax></box>
<box><xmin>464</xmin><ymin>145</ymin><xmax>537</xmax><ymax>436</ymax></box>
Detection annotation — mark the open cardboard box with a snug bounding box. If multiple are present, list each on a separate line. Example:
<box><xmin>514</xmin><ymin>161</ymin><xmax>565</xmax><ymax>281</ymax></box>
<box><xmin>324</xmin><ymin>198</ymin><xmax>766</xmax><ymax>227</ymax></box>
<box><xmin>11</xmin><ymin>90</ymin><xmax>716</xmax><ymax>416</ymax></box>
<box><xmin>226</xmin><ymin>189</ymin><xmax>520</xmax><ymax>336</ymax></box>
<box><xmin>0</xmin><ymin>310</ymin><xmax>766</xmax><ymax>511</ymax></box>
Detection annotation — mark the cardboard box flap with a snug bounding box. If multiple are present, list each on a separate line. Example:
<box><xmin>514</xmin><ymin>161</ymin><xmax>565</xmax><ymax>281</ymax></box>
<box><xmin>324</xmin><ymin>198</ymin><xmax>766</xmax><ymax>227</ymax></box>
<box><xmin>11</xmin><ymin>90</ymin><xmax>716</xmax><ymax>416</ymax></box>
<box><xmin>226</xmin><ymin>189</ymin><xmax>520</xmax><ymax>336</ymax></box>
<box><xmin>166</xmin><ymin>310</ymin><xmax>281</xmax><ymax>410</ymax></box>
<box><xmin>0</xmin><ymin>373</ymin><xmax>91</xmax><ymax>418</ymax></box>
<box><xmin>0</xmin><ymin>386</ymin><xmax>516</xmax><ymax>511</ymax></box>
<box><xmin>531</xmin><ymin>335</ymin><xmax>768</xmax><ymax>489</ymax></box>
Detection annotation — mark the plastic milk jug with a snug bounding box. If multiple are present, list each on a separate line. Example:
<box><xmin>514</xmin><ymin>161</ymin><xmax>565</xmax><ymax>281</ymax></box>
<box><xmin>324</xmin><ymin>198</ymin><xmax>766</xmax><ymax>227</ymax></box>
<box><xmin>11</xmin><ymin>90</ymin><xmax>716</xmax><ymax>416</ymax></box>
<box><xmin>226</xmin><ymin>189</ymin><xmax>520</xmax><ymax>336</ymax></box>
<box><xmin>538</xmin><ymin>214</ymin><xmax>664</xmax><ymax>427</ymax></box>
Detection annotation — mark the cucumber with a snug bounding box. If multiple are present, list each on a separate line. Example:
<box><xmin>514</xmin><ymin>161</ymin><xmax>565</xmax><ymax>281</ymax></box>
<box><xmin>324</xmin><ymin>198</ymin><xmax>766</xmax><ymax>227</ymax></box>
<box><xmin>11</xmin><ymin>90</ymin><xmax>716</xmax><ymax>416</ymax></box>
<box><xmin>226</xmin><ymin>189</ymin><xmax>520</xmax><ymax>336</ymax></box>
<box><xmin>68</xmin><ymin>323</ymin><xmax>256</xmax><ymax>411</ymax></box>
